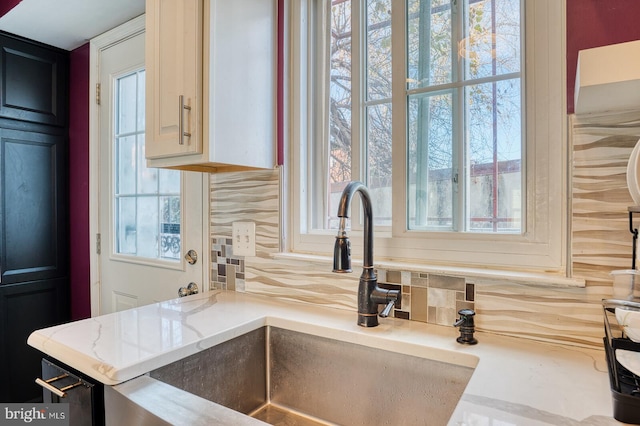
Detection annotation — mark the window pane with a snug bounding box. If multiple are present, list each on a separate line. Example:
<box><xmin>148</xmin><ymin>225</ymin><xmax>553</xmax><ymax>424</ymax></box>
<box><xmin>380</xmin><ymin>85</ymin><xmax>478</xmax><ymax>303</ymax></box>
<box><xmin>136</xmin><ymin>197</ymin><xmax>159</xmax><ymax>258</ymax></box>
<box><xmin>407</xmin><ymin>0</ymin><xmax>452</xmax><ymax>90</ymax></box>
<box><xmin>137</xmin><ymin>134</ymin><xmax>158</xmax><ymax>194</ymax></box>
<box><xmin>117</xmin><ymin>73</ymin><xmax>137</xmax><ymax>134</ymax></box>
<box><xmin>159</xmin><ymin>169</ymin><xmax>180</xmax><ymax>194</ymax></box>
<box><xmin>466</xmin><ymin>79</ymin><xmax>522</xmax><ymax>232</ymax></box>
<box><xmin>117</xmin><ymin>197</ymin><xmax>136</xmax><ymax>255</ymax></box>
<box><xmin>408</xmin><ymin>92</ymin><xmax>453</xmax><ymax>230</ymax></box>
<box><xmin>366</xmin><ymin>0</ymin><xmax>392</xmax><ymax>101</ymax></box>
<box><xmin>461</xmin><ymin>0</ymin><xmax>521</xmax><ymax>80</ymax></box>
<box><xmin>367</xmin><ymin>103</ymin><xmax>392</xmax><ymax>226</ymax></box>
<box><xmin>137</xmin><ymin>71</ymin><xmax>146</xmax><ymax>131</ymax></box>
<box><xmin>160</xmin><ymin>196</ymin><xmax>180</xmax><ymax>259</ymax></box>
<box><xmin>116</xmin><ymin>135</ymin><xmax>136</xmax><ymax>195</ymax></box>
<box><xmin>328</xmin><ymin>0</ymin><xmax>353</xmax><ymax>230</ymax></box>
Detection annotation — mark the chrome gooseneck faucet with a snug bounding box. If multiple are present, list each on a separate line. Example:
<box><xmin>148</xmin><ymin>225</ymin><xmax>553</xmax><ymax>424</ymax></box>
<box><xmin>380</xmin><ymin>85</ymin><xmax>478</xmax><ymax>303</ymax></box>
<box><xmin>332</xmin><ymin>181</ymin><xmax>401</xmax><ymax>327</ymax></box>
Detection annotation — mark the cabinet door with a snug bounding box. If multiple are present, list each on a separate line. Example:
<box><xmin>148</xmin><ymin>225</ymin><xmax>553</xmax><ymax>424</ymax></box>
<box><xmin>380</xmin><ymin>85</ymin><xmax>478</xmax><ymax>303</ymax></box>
<box><xmin>0</xmin><ymin>278</ymin><xmax>69</xmax><ymax>402</ymax></box>
<box><xmin>145</xmin><ymin>0</ymin><xmax>203</xmax><ymax>159</ymax></box>
<box><xmin>0</xmin><ymin>34</ymin><xmax>68</xmax><ymax>127</ymax></box>
<box><xmin>41</xmin><ymin>359</ymin><xmax>102</xmax><ymax>426</ymax></box>
<box><xmin>0</xmin><ymin>128</ymin><xmax>68</xmax><ymax>284</ymax></box>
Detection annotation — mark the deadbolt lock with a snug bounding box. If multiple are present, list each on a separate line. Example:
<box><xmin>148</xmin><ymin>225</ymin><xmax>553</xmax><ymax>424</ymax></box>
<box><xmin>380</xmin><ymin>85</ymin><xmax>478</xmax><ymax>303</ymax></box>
<box><xmin>185</xmin><ymin>249</ymin><xmax>198</xmax><ymax>265</ymax></box>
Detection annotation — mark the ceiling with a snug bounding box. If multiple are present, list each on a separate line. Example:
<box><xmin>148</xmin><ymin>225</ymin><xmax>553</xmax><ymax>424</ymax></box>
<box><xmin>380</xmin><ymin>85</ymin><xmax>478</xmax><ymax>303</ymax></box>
<box><xmin>0</xmin><ymin>0</ymin><xmax>145</xmax><ymax>50</ymax></box>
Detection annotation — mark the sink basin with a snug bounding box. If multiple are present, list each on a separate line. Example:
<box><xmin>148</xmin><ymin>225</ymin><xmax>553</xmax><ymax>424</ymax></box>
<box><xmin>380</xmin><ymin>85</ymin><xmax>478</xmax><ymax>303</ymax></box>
<box><xmin>147</xmin><ymin>326</ymin><xmax>476</xmax><ymax>426</ymax></box>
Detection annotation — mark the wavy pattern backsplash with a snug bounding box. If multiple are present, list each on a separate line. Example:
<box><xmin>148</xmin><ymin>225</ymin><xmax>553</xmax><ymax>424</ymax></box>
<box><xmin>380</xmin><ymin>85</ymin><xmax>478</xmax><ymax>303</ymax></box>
<box><xmin>572</xmin><ymin>111</ymin><xmax>640</xmax><ymax>282</ymax></box>
<box><xmin>210</xmin><ymin>111</ymin><xmax>640</xmax><ymax>349</ymax></box>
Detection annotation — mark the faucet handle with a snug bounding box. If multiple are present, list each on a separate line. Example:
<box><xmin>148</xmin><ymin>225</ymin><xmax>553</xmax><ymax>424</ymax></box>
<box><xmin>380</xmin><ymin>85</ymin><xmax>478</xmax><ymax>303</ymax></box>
<box><xmin>379</xmin><ymin>300</ymin><xmax>396</xmax><ymax>318</ymax></box>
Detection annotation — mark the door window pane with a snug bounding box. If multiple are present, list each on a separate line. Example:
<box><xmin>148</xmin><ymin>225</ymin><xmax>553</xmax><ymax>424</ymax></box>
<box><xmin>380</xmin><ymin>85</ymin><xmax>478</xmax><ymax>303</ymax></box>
<box><xmin>114</xmin><ymin>70</ymin><xmax>181</xmax><ymax>260</ymax></box>
<box><xmin>116</xmin><ymin>135</ymin><xmax>136</xmax><ymax>195</ymax></box>
<box><xmin>160</xmin><ymin>196</ymin><xmax>181</xmax><ymax>258</ymax></box>
<box><xmin>137</xmin><ymin>134</ymin><xmax>159</xmax><ymax>194</ymax></box>
<box><xmin>116</xmin><ymin>197</ymin><xmax>136</xmax><ymax>255</ymax></box>
<box><xmin>136</xmin><ymin>196</ymin><xmax>160</xmax><ymax>258</ymax></box>
<box><xmin>116</xmin><ymin>73</ymin><xmax>138</xmax><ymax>134</ymax></box>
<box><xmin>159</xmin><ymin>169</ymin><xmax>180</xmax><ymax>194</ymax></box>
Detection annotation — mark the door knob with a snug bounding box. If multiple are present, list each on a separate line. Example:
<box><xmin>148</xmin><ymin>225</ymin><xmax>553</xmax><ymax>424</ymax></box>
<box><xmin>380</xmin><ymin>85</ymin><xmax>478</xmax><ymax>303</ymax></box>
<box><xmin>178</xmin><ymin>282</ymin><xmax>199</xmax><ymax>297</ymax></box>
<box><xmin>185</xmin><ymin>249</ymin><xmax>198</xmax><ymax>265</ymax></box>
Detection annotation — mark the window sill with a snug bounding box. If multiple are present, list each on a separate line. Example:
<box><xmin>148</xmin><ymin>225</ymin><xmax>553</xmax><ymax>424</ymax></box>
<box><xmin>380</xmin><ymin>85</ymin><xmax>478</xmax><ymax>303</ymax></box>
<box><xmin>272</xmin><ymin>252</ymin><xmax>585</xmax><ymax>288</ymax></box>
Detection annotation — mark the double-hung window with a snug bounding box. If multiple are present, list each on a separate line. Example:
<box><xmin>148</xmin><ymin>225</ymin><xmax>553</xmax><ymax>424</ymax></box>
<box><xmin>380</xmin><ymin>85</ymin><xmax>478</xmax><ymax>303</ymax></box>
<box><xmin>289</xmin><ymin>0</ymin><xmax>566</xmax><ymax>273</ymax></box>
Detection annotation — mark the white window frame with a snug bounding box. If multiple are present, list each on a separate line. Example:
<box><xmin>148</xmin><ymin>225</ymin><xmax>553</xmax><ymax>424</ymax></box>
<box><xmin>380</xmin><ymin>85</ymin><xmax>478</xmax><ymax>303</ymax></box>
<box><xmin>287</xmin><ymin>0</ymin><xmax>567</xmax><ymax>274</ymax></box>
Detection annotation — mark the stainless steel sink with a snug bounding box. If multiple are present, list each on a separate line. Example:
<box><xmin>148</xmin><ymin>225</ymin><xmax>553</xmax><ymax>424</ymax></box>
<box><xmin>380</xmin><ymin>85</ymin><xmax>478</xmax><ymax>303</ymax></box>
<box><xmin>148</xmin><ymin>326</ymin><xmax>476</xmax><ymax>426</ymax></box>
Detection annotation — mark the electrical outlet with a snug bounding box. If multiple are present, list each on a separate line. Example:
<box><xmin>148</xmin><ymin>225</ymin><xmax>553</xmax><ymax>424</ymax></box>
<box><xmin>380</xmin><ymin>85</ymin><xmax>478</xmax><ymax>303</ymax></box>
<box><xmin>232</xmin><ymin>222</ymin><xmax>256</xmax><ymax>256</ymax></box>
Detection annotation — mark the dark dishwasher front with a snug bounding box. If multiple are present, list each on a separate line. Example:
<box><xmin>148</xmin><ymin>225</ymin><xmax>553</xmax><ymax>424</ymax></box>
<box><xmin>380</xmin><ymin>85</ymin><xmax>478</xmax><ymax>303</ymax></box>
<box><xmin>39</xmin><ymin>358</ymin><xmax>104</xmax><ymax>426</ymax></box>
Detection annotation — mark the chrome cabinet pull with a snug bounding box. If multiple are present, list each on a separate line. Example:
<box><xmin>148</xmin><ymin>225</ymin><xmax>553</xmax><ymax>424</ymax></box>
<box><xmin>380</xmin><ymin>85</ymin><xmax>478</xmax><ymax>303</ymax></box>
<box><xmin>35</xmin><ymin>374</ymin><xmax>83</xmax><ymax>398</ymax></box>
<box><xmin>178</xmin><ymin>95</ymin><xmax>192</xmax><ymax>145</ymax></box>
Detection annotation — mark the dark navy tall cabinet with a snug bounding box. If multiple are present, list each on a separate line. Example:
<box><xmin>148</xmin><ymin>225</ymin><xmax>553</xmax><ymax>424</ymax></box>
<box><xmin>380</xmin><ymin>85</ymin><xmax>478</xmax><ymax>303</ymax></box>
<box><xmin>0</xmin><ymin>31</ymin><xmax>70</xmax><ymax>403</ymax></box>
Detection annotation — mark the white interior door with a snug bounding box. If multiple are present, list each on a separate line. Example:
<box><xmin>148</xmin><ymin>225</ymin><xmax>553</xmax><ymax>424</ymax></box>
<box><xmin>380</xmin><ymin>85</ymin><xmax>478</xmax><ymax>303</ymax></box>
<box><xmin>90</xmin><ymin>18</ymin><xmax>207</xmax><ymax>316</ymax></box>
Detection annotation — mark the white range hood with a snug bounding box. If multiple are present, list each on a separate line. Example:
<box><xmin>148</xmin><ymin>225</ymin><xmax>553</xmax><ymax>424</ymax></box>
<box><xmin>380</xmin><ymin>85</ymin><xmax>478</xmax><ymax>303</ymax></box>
<box><xmin>574</xmin><ymin>40</ymin><xmax>640</xmax><ymax>115</ymax></box>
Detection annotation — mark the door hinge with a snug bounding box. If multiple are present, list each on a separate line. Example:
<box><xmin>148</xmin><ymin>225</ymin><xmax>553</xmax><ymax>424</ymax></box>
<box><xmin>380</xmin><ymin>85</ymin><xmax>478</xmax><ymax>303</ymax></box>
<box><xmin>96</xmin><ymin>83</ymin><xmax>101</xmax><ymax>105</ymax></box>
<box><xmin>96</xmin><ymin>233</ymin><xmax>101</xmax><ymax>255</ymax></box>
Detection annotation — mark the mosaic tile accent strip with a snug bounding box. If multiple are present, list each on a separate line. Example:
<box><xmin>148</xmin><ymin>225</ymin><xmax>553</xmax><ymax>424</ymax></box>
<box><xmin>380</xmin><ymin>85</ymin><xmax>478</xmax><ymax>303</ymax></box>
<box><xmin>210</xmin><ymin>237</ymin><xmax>245</xmax><ymax>292</ymax></box>
<box><xmin>379</xmin><ymin>269</ymin><xmax>476</xmax><ymax>326</ymax></box>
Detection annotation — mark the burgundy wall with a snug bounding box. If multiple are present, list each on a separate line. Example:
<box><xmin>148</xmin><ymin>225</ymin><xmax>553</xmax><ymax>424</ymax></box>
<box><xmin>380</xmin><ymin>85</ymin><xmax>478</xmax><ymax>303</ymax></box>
<box><xmin>0</xmin><ymin>0</ymin><xmax>20</xmax><ymax>17</ymax></box>
<box><xmin>69</xmin><ymin>43</ymin><xmax>91</xmax><ymax>320</ymax></box>
<box><xmin>566</xmin><ymin>0</ymin><xmax>640</xmax><ymax>114</ymax></box>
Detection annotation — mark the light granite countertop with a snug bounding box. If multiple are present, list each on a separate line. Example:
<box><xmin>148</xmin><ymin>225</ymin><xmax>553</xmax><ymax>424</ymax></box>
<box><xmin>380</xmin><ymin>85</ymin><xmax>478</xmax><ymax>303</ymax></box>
<box><xmin>28</xmin><ymin>290</ymin><xmax>623</xmax><ymax>425</ymax></box>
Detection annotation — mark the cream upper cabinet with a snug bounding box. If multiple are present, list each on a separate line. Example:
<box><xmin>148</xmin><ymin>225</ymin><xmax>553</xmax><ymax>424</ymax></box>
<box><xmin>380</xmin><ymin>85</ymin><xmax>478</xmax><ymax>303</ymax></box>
<box><xmin>145</xmin><ymin>0</ymin><xmax>276</xmax><ymax>172</ymax></box>
<box><xmin>145</xmin><ymin>0</ymin><xmax>203</xmax><ymax>159</ymax></box>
